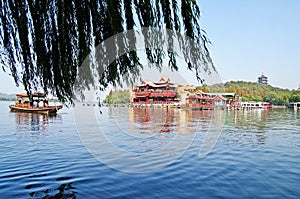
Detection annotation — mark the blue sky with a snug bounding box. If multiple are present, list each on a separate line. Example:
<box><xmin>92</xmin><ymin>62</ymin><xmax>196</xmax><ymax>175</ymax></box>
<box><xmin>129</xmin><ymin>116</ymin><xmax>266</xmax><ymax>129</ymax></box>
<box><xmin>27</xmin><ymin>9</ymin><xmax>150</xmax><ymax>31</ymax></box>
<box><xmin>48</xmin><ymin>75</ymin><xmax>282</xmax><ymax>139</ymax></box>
<box><xmin>0</xmin><ymin>0</ymin><xmax>299</xmax><ymax>94</ymax></box>
<box><xmin>199</xmin><ymin>0</ymin><xmax>300</xmax><ymax>89</ymax></box>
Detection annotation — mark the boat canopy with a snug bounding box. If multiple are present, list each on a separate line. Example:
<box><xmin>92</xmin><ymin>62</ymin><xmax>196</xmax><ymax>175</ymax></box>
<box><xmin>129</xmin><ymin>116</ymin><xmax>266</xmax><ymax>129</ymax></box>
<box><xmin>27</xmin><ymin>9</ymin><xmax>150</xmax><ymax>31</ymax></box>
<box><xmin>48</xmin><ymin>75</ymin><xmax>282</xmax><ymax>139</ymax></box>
<box><xmin>16</xmin><ymin>93</ymin><xmax>29</xmax><ymax>98</ymax></box>
<box><xmin>32</xmin><ymin>92</ymin><xmax>46</xmax><ymax>98</ymax></box>
<box><xmin>16</xmin><ymin>92</ymin><xmax>46</xmax><ymax>98</ymax></box>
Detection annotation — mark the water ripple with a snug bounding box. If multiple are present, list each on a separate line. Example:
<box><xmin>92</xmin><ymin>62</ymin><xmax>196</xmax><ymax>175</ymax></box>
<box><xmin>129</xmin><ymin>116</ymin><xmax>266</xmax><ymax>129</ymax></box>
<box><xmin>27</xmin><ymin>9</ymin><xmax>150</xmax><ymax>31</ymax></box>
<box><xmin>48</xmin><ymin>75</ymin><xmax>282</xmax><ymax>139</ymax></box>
<box><xmin>0</xmin><ymin>102</ymin><xmax>300</xmax><ymax>198</ymax></box>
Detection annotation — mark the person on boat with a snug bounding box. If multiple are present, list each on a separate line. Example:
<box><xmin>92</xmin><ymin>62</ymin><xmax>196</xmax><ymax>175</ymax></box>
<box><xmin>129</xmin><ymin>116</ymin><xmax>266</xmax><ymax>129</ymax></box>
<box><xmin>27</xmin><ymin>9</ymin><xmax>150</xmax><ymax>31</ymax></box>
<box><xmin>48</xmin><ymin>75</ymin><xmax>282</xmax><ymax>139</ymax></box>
<box><xmin>29</xmin><ymin>94</ymin><xmax>33</xmax><ymax>108</ymax></box>
<box><xmin>44</xmin><ymin>99</ymin><xmax>48</xmax><ymax>107</ymax></box>
<box><xmin>39</xmin><ymin>100</ymin><xmax>44</xmax><ymax>108</ymax></box>
<box><xmin>33</xmin><ymin>100</ymin><xmax>37</xmax><ymax>107</ymax></box>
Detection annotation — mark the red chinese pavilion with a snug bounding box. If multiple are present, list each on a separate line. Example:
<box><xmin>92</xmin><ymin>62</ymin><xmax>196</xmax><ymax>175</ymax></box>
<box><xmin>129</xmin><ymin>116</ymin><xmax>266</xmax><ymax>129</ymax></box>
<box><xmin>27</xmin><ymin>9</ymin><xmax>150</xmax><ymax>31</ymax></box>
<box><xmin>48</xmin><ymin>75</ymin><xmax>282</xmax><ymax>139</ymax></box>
<box><xmin>131</xmin><ymin>77</ymin><xmax>179</xmax><ymax>105</ymax></box>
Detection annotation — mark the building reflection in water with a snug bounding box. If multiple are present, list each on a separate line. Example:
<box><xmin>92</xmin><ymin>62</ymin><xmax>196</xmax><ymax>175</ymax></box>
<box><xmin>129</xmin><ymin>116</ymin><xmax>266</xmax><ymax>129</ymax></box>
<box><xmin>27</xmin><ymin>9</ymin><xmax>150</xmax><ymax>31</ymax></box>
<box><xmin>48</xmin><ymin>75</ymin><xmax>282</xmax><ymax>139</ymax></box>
<box><xmin>108</xmin><ymin>106</ymin><xmax>279</xmax><ymax>153</ymax></box>
<box><xmin>127</xmin><ymin>107</ymin><xmax>273</xmax><ymax>147</ymax></box>
<box><xmin>126</xmin><ymin>107</ymin><xmax>203</xmax><ymax>153</ymax></box>
<box><xmin>128</xmin><ymin>107</ymin><xmax>217</xmax><ymax>135</ymax></box>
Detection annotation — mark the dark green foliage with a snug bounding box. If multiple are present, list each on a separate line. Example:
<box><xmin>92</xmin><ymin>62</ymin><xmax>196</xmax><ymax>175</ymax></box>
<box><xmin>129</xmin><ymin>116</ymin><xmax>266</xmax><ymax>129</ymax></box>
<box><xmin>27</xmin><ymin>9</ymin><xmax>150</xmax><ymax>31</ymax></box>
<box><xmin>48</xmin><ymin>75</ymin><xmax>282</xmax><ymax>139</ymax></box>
<box><xmin>199</xmin><ymin>81</ymin><xmax>299</xmax><ymax>105</ymax></box>
<box><xmin>0</xmin><ymin>0</ymin><xmax>214</xmax><ymax>103</ymax></box>
<box><xmin>289</xmin><ymin>91</ymin><xmax>300</xmax><ymax>103</ymax></box>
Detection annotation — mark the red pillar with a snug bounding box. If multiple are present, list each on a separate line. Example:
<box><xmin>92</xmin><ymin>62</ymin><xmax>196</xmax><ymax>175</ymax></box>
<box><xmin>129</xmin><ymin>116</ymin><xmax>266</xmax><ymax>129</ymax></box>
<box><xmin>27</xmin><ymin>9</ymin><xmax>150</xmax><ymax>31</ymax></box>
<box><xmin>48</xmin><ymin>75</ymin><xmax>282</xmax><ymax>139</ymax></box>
<box><xmin>166</xmin><ymin>86</ymin><xmax>168</xmax><ymax>103</ymax></box>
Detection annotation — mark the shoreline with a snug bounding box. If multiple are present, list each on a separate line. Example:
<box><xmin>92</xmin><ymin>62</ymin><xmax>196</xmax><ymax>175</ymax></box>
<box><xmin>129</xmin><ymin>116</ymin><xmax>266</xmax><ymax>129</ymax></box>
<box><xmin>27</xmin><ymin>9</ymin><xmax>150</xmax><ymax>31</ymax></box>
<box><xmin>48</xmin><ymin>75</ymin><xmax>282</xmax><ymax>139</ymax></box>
<box><xmin>82</xmin><ymin>102</ymin><xmax>293</xmax><ymax>110</ymax></box>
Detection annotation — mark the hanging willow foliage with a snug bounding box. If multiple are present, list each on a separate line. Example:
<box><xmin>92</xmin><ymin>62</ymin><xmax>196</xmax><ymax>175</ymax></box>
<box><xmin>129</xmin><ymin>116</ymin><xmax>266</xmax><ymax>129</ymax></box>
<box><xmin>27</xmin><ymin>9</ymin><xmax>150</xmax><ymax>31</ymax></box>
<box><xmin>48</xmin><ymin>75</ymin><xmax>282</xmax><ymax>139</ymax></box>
<box><xmin>0</xmin><ymin>0</ymin><xmax>216</xmax><ymax>102</ymax></box>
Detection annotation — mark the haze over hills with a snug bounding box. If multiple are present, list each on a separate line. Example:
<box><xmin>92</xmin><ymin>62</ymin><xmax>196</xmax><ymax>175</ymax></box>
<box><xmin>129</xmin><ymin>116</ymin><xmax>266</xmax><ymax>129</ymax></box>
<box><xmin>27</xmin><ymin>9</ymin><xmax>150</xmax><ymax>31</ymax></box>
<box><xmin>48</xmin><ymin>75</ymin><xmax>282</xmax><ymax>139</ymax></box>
<box><xmin>0</xmin><ymin>92</ymin><xmax>15</xmax><ymax>99</ymax></box>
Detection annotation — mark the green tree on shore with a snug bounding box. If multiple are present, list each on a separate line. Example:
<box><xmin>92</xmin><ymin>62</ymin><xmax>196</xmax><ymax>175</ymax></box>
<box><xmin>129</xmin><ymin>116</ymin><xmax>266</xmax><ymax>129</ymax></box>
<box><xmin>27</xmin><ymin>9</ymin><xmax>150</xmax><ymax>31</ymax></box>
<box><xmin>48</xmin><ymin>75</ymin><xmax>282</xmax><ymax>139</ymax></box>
<box><xmin>290</xmin><ymin>91</ymin><xmax>300</xmax><ymax>102</ymax></box>
<box><xmin>103</xmin><ymin>89</ymin><xmax>130</xmax><ymax>104</ymax></box>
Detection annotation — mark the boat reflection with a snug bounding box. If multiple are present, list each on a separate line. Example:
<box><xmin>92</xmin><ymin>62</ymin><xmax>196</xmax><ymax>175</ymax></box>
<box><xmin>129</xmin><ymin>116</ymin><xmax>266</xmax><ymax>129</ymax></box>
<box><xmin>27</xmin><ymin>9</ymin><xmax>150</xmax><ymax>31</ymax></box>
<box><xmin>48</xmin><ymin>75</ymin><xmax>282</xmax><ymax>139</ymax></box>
<box><xmin>223</xmin><ymin>109</ymin><xmax>272</xmax><ymax>145</ymax></box>
<box><xmin>14</xmin><ymin>112</ymin><xmax>62</xmax><ymax>133</ymax></box>
<box><xmin>226</xmin><ymin>108</ymin><xmax>270</xmax><ymax>128</ymax></box>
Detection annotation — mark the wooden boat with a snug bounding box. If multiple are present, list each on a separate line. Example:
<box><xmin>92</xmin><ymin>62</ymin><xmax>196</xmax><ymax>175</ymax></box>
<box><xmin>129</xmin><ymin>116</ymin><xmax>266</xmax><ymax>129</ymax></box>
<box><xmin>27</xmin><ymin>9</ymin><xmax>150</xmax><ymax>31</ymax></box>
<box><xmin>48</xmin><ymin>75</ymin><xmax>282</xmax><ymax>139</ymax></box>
<box><xmin>9</xmin><ymin>92</ymin><xmax>63</xmax><ymax>114</ymax></box>
<box><xmin>288</xmin><ymin>102</ymin><xmax>300</xmax><ymax>110</ymax></box>
<box><xmin>240</xmin><ymin>102</ymin><xmax>272</xmax><ymax>109</ymax></box>
<box><xmin>185</xmin><ymin>91</ymin><xmax>215</xmax><ymax>110</ymax></box>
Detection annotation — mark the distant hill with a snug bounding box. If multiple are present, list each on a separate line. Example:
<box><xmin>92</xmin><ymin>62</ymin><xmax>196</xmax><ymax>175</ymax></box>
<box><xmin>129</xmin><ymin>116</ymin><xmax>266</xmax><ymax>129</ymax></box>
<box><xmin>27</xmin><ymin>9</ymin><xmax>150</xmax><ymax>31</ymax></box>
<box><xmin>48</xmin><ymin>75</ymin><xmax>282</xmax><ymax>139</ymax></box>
<box><xmin>0</xmin><ymin>92</ymin><xmax>16</xmax><ymax>101</ymax></box>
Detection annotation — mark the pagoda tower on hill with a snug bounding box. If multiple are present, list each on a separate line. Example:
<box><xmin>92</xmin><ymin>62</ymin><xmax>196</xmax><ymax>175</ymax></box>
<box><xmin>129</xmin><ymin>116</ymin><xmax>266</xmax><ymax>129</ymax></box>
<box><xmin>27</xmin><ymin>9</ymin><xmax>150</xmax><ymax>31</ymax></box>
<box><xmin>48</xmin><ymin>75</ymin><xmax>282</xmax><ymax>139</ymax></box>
<box><xmin>258</xmin><ymin>73</ymin><xmax>268</xmax><ymax>85</ymax></box>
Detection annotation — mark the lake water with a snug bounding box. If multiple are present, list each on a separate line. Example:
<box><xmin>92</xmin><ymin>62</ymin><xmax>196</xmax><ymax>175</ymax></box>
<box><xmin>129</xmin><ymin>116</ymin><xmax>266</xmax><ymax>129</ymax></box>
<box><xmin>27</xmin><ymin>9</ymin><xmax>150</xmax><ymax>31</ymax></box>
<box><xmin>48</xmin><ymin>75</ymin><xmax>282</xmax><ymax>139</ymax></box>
<box><xmin>1</xmin><ymin>101</ymin><xmax>300</xmax><ymax>198</ymax></box>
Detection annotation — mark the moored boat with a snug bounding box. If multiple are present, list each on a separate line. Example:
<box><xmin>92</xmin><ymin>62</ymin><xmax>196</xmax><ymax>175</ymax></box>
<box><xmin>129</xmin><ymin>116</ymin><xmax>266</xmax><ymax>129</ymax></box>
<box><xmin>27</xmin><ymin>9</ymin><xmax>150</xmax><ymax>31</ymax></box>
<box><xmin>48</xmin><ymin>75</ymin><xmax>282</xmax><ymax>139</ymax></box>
<box><xmin>240</xmin><ymin>102</ymin><xmax>272</xmax><ymax>109</ymax></box>
<box><xmin>9</xmin><ymin>92</ymin><xmax>62</xmax><ymax>114</ymax></box>
<box><xmin>288</xmin><ymin>102</ymin><xmax>300</xmax><ymax>110</ymax></box>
